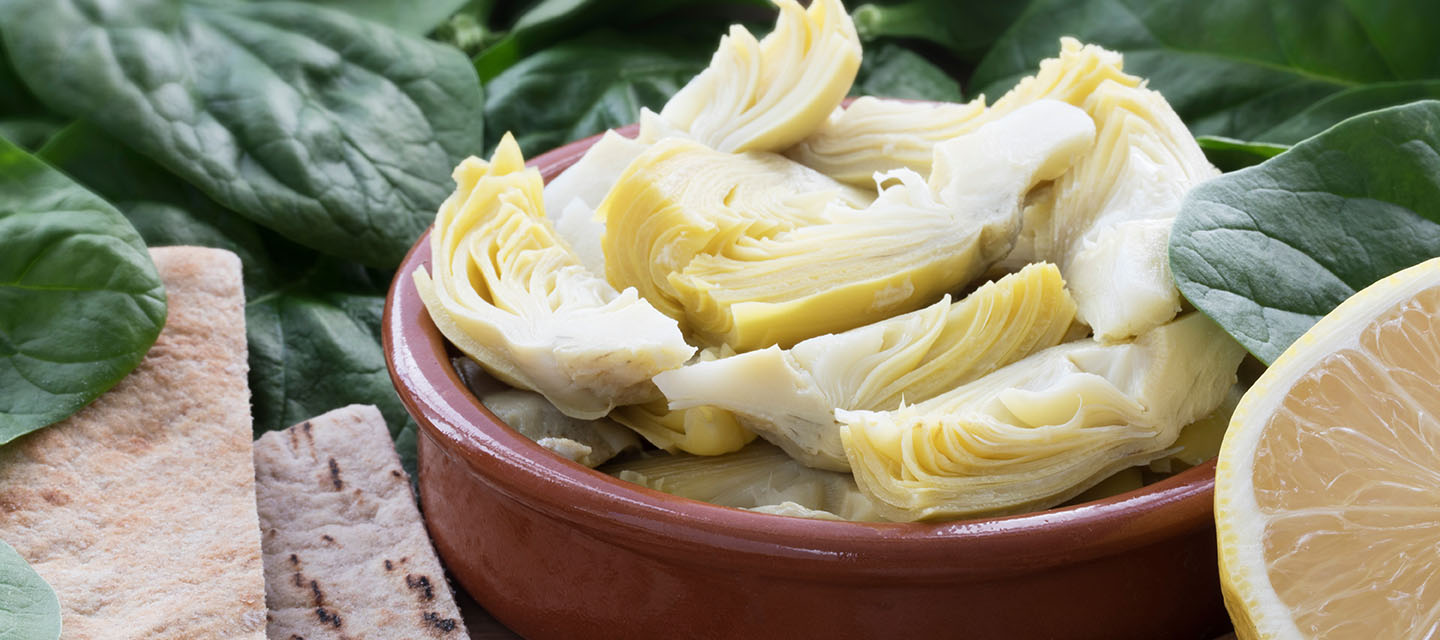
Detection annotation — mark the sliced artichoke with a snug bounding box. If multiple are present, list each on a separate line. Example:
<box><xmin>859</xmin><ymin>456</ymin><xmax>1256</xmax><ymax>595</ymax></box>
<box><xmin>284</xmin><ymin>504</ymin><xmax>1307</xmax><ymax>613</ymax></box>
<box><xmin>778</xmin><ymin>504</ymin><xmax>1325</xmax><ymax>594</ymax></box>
<box><xmin>600</xmin><ymin>137</ymin><xmax>874</xmax><ymax>327</ymax></box>
<box><xmin>606</xmin><ymin>99</ymin><xmax>1094</xmax><ymax>350</ymax></box>
<box><xmin>654</xmin><ymin>262</ymin><xmax>1078</xmax><ymax>470</ymax></box>
<box><xmin>606</xmin><ymin>442</ymin><xmax>886</xmax><ymax>521</ymax></box>
<box><xmin>996</xmin><ymin>55</ymin><xmax>1218</xmax><ymax>342</ymax></box>
<box><xmin>542</xmin><ymin>130</ymin><xmax>650</xmax><ymax>276</ymax></box>
<box><xmin>454</xmin><ymin>358</ymin><xmax>642</xmax><ymax>467</ymax></box>
<box><xmin>787</xmin><ymin>37</ymin><xmax>1136</xmax><ymax>187</ymax></box>
<box><xmin>784</xmin><ymin>97</ymin><xmax>986</xmax><ymax>186</ymax></box>
<box><xmin>414</xmin><ymin>133</ymin><xmax>696</xmax><ymax>420</ymax></box>
<box><xmin>1148</xmin><ymin>383</ymin><xmax>1245</xmax><ymax>473</ymax></box>
<box><xmin>609</xmin><ymin>401</ymin><xmax>755</xmax><ymax>456</ymax></box>
<box><xmin>639</xmin><ymin>0</ymin><xmax>860</xmax><ymax>153</ymax></box>
<box><xmin>837</xmin><ymin>312</ymin><xmax>1245</xmax><ymax>521</ymax></box>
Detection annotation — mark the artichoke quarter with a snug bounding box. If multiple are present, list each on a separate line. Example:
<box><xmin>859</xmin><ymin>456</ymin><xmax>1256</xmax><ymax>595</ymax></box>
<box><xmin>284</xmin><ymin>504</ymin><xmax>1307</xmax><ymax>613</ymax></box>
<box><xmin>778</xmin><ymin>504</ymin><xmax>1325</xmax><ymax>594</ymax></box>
<box><xmin>995</xmin><ymin>45</ymin><xmax>1219</xmax><ymax>342</ymax></box>
<box><xmin>837</xmin><ymin>312</ymin><xmax>1245</xmax><ymax>521</ymax></box>
<box><xmin>605</xmin><ymin>442</ymin><xmax>885</xmax><ymax>522</ymax></box>
<box><xmin>787</xmin><ymin>37</ymin><xmax>1138</xmax><ymax>187</ymax></box>
<box><xmin>413</xmin><ymin>133</ymin><xmax>696</xmax><ymax>420</ymax></box>
<box><xmin>653</xmin><ymin>262</ymin><xmax>1078</xmax><ymax>471</ymax></box>
<box><xmin>604</xmin><ymin>99</ymin><xmax>1096</xmax><ymax>351</ymax></box>
<box><xmin>640</xmin><ymin>0</ymin><xmax>861</xmax><ymax>153</ymax></box>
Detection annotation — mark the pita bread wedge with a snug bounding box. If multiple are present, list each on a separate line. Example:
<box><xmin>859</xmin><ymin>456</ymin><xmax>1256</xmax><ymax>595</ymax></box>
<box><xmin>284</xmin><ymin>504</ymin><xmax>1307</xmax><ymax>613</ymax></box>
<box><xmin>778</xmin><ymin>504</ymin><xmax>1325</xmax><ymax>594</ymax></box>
<box><xmin>253</xmin><ymin>404</ymin><xmax>468</xmax><ymax>639</ymax></box>
<box><xmin>0</xmin><ymin>247</ymin><xmax>267</xmax><ymax>639</ymax></box>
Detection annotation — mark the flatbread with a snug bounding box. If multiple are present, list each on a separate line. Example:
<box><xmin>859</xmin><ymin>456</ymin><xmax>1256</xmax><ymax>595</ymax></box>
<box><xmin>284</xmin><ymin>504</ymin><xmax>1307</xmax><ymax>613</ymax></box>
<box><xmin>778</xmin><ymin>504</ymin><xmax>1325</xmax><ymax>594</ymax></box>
<box><xmin>253</xmin><ymin>404</ymin><xmax>468</xmax><ymax>639</ymax></box>
<box><xmin>0</xmin><ymin>247</ymin><xmax>267</xmax><ymax>639</ymax></box>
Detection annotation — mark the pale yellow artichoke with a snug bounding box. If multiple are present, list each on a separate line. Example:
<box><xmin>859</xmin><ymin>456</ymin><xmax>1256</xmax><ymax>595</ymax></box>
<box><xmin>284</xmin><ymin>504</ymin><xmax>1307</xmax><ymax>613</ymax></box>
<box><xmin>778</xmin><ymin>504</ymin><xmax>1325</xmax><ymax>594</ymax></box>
<box><xmin>414</xmin><ymin>134</ymin><xmax>696</xmax><ymax>420</ymax></box>
<box><xmin>838</xmin><ymin>312</ymin><xmax>1245</xmax><ymax>521</ymax></box>
<box><xmin>654</xmin><ymin>262</ymin><xmax>1078</xmax><ymax>471</ymax></box>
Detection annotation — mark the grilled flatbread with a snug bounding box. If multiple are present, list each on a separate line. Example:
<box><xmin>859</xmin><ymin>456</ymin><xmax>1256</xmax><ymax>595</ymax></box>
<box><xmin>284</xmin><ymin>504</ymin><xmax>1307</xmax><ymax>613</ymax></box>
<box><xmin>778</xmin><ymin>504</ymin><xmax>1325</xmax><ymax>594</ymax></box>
<box><xmin>0</xmin><ymin>247</ymin><xmax>267</xmax><ymax>639</ymax></box>
<box><xmin>253</xmin><ymin>404</ymin><xmax>467</xmax><ymax>639</ymax></box>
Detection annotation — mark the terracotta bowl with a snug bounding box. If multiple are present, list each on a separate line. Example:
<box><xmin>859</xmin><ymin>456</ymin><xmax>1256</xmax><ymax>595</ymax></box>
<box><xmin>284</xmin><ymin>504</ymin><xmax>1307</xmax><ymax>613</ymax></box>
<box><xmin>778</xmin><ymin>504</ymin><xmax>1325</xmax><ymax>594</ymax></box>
<box><xmin>383</xmin><ymin>126</ymin><xmax>1231</xmax><ymax>640</ymax></box>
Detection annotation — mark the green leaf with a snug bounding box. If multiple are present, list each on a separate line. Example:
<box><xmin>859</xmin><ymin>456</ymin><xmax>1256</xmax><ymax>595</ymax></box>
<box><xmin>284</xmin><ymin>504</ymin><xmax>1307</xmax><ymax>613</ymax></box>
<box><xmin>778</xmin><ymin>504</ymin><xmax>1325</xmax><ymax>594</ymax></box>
<box><xmin>0</xmin><ymin>0</ymin><xmax>484</xmax><ymax>268</ymax></box>
<box><xmin>484</xmin><ymin>30</ymin><xmax>712</xmax><ymax>155</ymax></box>
<box><xmin>0</xmin><ymin>135</ymin><xmax>167</xmax><ymax>445</ymax></box>
<box><xmin>0</xmin><ymin>120</ymin><xmax>64</xmax><ymax>153</ymax></box>
<box><xmin>0</xmin><ymin>539</ymin><xmax>60</xmax><ymax>640</ymax></box>
<box><xmin>970</xmin><ymin>0</ymin><xmax>1440</xmax><ymax>144</ymax></box>
<box><xmin>273</xmin><ymin>0</ymin><xmax>473</xmax><ymax>35</ymax></box>
<box><xmin>36</xmin><ymin>123</ymin><xmax>418</xmax><ymax>469</ymax></box>
<box><xmin>1196</xmin><ymin>135</ymin><xmax>1289</xmax><ymax>172</ymax></box>
<box><xmin>473</xmin><ymin>0</ymin><xmax>759</xmax><ymax>82</ymax></box>
<box><xmin>852</xmin><ymin>0</ymin><xmax>1026</xmax><ymax>63</ymax></box>
<box><xmin>0</xmin><ymin>31</ymin><xmax>67</xmax><ymax>151</ymax></box>
<box><xmin>39</xmin><ymin>123</ymin><xmax>279</xmax><ymax>296</ymax></box>
<box><xmin>432</xmin><ymin>0</ymin><xmax>500</xmax><ymax>57</ymax></box>
<box><xmin>850</xmin><ymin>42</ymin><xmax>963</xmax><ymax>102</ymax></box>
<box><xmin>1170</xmin><ymin>101</ymin><xmax>1440</xmax><ymax>364</ymax></box>
<box><xmin>245</xmin><ymin>264</ymin><xmax>417</xmax><ymax>443</ymax></box>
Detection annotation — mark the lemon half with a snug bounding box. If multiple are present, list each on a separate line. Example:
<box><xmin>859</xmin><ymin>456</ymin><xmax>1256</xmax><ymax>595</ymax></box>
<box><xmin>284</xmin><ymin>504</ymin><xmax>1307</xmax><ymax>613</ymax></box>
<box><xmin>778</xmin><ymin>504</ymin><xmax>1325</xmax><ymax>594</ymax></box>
<box><xmin>1216</xmin><ymin>257</ymin><xmax>1440</xmax><ymax>639</ymax></box>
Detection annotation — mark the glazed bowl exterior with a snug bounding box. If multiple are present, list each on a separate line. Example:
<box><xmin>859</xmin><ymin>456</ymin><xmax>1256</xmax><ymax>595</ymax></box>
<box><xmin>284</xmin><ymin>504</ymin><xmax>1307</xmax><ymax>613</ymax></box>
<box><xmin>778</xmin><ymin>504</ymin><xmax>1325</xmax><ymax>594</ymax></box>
<box><xmin>383</xmin><ymin>126</ymin><xmax>1231</xmax><ymax>640</ymax></box>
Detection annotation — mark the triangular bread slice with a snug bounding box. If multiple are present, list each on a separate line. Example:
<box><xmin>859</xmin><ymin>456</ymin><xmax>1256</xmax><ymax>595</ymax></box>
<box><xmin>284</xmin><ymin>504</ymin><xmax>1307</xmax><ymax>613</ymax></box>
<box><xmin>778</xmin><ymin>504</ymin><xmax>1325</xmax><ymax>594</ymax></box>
<box><xmin>253</xmin><ymin>404</ymin><xmax>468</xmax><ymax>639</ymax></box>
<box><xmin>0</xmin><ymin>247</ymin><xmax>267</xmax><ymax>639</ymax></box>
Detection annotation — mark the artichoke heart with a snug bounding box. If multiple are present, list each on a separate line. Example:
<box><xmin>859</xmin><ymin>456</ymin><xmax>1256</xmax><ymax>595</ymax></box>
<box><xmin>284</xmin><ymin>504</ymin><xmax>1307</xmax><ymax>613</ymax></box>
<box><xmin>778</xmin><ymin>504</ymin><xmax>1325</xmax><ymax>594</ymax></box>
<box><xmin>654</xmin><ymin>263</ymin><xmax>1078</xmax><ymax>471</ymax></box>
<box><xmin>650</xmin><ymin>99</ymin><xmax>1093</xmax><ymax>350</ymax></box>
<box><xmin>413</xmin><ymin>133</ymin><xmax>696</xmax><ymax>420</ymax></box>
<box><xmin>837</xmin><ymin>312</ymin><xmax>1245</xmax><ymax>521</ymax></box>
<box><xmin>784</xmin><ymin>97</ymin><xmax>986</xmax><ymax>186</ymax></box>
<box><xmin>542</xmin><ymin>131</ymin><xmax>650</xmax><ymax>276</ymax></box>
<box><xmin>600</xmin><ymin>136</ymin><xmax>873</xmax><ymax>327</ymax></box>
<box><xmin>454</xmin><ymin>358</ymin><xmax>642</xmax><ymax>467</ymax></box>
<box><xmin>639</xmin><ymin>0</ymin><xmax>860</xmax><ymax>153</ymax></box>
<box><xmin>605</xmin><ymin>442</ymin><xmax>886</xmax><ymax>521</ymax></box>
<box><xmin>1002</xmin><ymin>79</ymin><xmax>1219</xmax><ymax>342</ymax></box>
<box><xmin>787</xmin><ymin>37</ymin><xmax>1137</xmax><ymax>186</ymax></box>
<box><xmin>610</xmin><ymin>401</ymin><xmax>756</xmax><ymax>456</ymax></box>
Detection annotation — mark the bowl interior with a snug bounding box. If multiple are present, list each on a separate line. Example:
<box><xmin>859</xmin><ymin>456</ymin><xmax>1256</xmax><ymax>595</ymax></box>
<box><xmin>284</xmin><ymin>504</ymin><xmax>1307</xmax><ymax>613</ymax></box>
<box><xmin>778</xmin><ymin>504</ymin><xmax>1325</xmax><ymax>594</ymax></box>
<box><xmin>382</xmin><ymin>124</ymin><xmax>1221</xmax><ymax>577</ymax></box>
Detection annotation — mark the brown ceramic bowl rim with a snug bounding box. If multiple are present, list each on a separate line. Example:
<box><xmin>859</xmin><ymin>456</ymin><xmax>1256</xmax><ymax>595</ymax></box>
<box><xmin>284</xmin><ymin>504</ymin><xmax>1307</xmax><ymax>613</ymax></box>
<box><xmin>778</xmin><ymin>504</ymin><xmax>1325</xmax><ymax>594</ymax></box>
<box><xmin>384</xmin><ymin>124</ymin><xmax>1219</xmax><ymax>582</ymax></box>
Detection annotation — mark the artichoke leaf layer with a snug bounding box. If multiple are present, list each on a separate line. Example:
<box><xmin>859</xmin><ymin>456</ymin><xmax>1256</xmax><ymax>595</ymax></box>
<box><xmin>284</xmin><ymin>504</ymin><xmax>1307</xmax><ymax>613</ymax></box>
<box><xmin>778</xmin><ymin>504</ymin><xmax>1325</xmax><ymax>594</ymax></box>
<box><xmin>414</xmin><ymin>134</ymin><xmax>696</xmax><ymax>420</ymax></box>
<box><xmin>654</xmin><ymin>263</ymin><xmax>1078</xmax><ymax>471</ymax></box>
<box><xmin>837</xmin><ymin>312</ymin><xmax>1245</xmax><ymax>521</ymax></box>
<box><xmin>1003</xmin><ymin>78</ymin><xmax>1219</xmax><ymax>342</ymax></box>
<box><xmin>542</xmin><ymin>130</ymin><xmax>651</xmax><ymax>276</ymax></box>
<box><xmin>539</xmin><ymin>0</ymin><xmax>860</xmax><ymax>280</ymax></box>
<box><xmin>605</xmin><ymin>442</ymin><xmax>886</xmax><ymax>521</ymax></box>
<box><xmin>788</xmin><ymin>38</ymin><xmax>1138</xmax><ymax>187</ymax></box>
<box><xmin>453</xmin><ymin>358</ymin><xmax>642</xmax><ymax>467</ymax></box>
<box><xmin>639</xmin><ymin>0</ymin><xmax>861</xmax><ymax>154</ymax></box>
<box><xmin>606</xmin><ymin>99</ymin><xmax>1095</xmax><ymax>351</ymax></box>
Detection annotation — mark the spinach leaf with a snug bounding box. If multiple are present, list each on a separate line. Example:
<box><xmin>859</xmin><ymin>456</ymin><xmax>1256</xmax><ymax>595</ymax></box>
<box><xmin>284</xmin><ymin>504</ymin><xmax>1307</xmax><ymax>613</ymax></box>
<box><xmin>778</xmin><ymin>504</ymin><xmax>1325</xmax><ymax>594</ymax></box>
<box><xmin>852</xmin><ymin>0</ymin><xmax>1026</xmax><ymax>63</ymax></box>
<box><xmin>1196</xmin><ymin>135</ymin><xmax>1289</xmax><ymax>173</ymax></box>
<box><xmin>277</xmin><ymin>0</ymin><xmax>473</xmax><ymax>35</ymax></box>
<box><xmin>473</xmin><ymin>0</ymin><xmax>762</xmax><ymax>82</ymax></box>
<box><xmin>0</xmin><ymin>38</ymin><xmax>66</xmax><ymax>151</ymax></box>
<box><xmin>0</xmin><ymin>0</ymin><xmax>485</xmax><ymax>268</ymax></box>
<box><xmin>37</xmin><ymin>123</ymin><xmax>418</xmax><ymax>470</ymax></box>
<box><xmin>0</xmin><ymin>121</ymin><xmax>64</xmax><ymax>153</ymax></box>
<box><xmin>484</xmin><ymin>30</ymin><xmax>712</xmax><ymax>155</ymax></box>
<box><xmin>969</xmin><ymin>0</ymin><xmax>1440</xmax><ymax>145</ymax></box>
<box><xmin>433</xmin><ymin>0</ymin><xmax>500</xmax><ymax>57</ymax></box>
<box><xmin>0</xmin><ymin>539</ymin><xmax>60</xmax><ymax>640</ymax></box>
<box><xmin>1170</xmin><ymin>101</ymin><xmax>1440</xmax><ymax>364</ymax></box>
<box><xmin>0</xmin><ymin>136</ymin><xmax>167</xmax><ymax>446</ymax></box>
<box><xmin>246</xmin><ymin>261</ymin><xmax>421</xmax><ymax>473</ymax></box>
<box><xmin>851</xmin><ymin>42</ymin><xmax>963</xmax><ymax>102</ymax></box>
<box><xmin>39</xmin><ymin>123</ymin><xmax>279</xmax><ymax>296</ymax></box>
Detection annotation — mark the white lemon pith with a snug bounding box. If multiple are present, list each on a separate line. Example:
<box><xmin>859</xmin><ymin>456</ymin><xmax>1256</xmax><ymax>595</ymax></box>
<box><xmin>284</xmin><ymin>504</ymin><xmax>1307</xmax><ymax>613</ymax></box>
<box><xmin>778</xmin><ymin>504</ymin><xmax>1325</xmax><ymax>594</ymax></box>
<box><xmin>1216</xmin><ymin>257</ymin><xmax>1440</xmax><ymax>640</ymax></box>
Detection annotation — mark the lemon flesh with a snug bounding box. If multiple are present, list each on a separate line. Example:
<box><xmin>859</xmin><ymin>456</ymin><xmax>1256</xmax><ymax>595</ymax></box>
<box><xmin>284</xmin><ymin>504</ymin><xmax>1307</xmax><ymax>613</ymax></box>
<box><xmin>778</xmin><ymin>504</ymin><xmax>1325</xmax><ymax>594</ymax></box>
<box><xmin>1216</xmin><ymin>257</ymin><xmax>1440</xmax><ymax>640</ymax></box>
